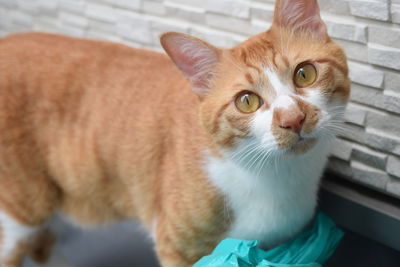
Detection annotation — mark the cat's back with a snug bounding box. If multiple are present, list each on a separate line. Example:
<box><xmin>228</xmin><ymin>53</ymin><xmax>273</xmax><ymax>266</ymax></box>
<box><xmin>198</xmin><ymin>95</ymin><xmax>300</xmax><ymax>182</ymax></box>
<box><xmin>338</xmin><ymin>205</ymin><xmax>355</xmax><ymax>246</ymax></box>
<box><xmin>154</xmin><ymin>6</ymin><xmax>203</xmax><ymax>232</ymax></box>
<box><xmin>0</xmin><ymin>32</ymin><xmax>194</xmax><ymax>184</ymax></box>
<box><xmin>0</xmin><ymin>32</ymin><xmax>183</xmax><ymax>88</ymax></box>
<box><xmin>0</xmin><ymin>32</ymin><xmax>189</xmax><ymax>129</ymax></box>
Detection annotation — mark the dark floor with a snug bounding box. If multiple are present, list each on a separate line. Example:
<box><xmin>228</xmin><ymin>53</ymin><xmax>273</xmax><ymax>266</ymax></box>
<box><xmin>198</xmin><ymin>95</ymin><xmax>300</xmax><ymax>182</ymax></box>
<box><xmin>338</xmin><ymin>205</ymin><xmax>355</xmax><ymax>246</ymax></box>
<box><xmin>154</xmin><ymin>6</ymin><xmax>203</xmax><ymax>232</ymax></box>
<box><xmin>326</xmin><ymin>229</ymin><xmax>400</xmax><ymax>267</ymax></box>
<box><xmin>24</xmin><ymin>217</ymin><xmax>400</xmax><ymax>267</ymax></box>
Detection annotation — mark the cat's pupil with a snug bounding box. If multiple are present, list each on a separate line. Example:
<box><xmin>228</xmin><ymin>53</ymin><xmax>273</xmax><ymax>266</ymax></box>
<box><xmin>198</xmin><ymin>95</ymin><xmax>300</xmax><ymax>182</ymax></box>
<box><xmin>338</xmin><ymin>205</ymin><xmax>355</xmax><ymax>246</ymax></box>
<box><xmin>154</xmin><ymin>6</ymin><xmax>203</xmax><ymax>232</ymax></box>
<box><xmin>300</xmin><ymin>69</ymin><xmax>306</xmax><ymax>79</ymax></box>
<box><xmin>244</xmin><ymin>95</ymin><xmax>250</xmax><ymax>105</ymax></box>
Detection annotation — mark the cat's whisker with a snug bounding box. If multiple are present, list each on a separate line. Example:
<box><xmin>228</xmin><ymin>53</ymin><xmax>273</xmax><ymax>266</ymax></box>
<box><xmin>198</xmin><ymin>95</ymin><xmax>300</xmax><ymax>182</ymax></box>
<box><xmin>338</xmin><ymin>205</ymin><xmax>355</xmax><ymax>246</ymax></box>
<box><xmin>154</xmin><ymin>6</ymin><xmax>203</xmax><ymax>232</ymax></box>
<box><xmin>231</xmin><ymin>144</ymin><xmax>261</xmax><ymax>166</ymax></box>
<box><xmin>243</xmin><ymin>149</ymin><xmax>264</xmax><ymax>171</ymax></box>
<box><xmin>255</xmin><ymin>149</ymin><xmax>274</xmax><ymax>179</ymax></box>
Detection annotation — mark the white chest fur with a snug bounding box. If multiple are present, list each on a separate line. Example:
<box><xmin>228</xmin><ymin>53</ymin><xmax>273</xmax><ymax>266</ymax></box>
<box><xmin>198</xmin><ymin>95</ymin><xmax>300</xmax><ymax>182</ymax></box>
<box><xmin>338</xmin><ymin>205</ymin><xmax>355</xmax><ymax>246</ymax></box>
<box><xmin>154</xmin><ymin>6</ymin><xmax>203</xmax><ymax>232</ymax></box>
<box><xmin>205</xmin><ymin>141</ymin><xmax>330</xmax><ymax>248</ymax></box>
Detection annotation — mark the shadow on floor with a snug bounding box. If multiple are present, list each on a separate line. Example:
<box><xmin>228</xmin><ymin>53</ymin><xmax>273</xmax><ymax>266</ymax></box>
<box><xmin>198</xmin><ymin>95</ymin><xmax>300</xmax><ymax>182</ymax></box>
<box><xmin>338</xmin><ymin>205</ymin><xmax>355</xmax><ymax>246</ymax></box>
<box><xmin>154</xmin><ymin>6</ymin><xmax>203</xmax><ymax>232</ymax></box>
<box><xmin>24</xmin><ymin>218</ymin><xmax>400</xmax><ymax>267</ymax></box>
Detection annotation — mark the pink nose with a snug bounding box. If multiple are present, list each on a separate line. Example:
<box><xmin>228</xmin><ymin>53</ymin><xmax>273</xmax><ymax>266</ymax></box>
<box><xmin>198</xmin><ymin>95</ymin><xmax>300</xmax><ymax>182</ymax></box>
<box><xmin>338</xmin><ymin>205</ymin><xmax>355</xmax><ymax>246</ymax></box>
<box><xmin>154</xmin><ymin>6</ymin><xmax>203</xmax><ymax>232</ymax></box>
<box><xmin>279</xmin><ymin>112</ymin><xmax>305</xmax><ymax>134</ymax></box>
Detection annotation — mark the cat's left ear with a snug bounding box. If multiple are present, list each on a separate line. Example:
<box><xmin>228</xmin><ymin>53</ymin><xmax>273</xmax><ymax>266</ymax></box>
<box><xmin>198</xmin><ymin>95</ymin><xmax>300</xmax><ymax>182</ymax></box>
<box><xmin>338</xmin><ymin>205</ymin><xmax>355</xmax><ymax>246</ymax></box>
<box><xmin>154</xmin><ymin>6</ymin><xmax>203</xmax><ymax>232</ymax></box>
<box><xmin>272</xmin><ymin>0</ymin><xmax>328</xmax><ymax>41</ymax></box>
<box><xmin>160</xmin><ymin>32</ymin><xmax>221</xmax><ymax>99</ymax></box>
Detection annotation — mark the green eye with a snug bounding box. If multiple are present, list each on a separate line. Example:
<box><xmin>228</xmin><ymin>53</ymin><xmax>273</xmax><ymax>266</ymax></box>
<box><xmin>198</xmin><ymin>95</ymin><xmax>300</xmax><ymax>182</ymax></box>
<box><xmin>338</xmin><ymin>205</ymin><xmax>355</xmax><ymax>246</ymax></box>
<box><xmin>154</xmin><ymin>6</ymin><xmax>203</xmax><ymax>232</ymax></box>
<box><xmin>235</xmin><ymin>92</ymin><xmax>261</xmax><ymax>113</ymax></box>
<box><xmin>294</xmin><ymin>63</ymin><xmax>317</xmax><ymax>88</ymax></box>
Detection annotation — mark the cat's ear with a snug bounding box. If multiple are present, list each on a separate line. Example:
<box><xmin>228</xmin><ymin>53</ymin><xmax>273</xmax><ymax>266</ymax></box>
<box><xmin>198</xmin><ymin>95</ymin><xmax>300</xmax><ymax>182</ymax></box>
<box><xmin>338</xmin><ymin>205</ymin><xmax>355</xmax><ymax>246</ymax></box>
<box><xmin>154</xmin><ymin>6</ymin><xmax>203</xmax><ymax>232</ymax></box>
<box><xmin>272</xmin><ymin>0</ymin><xmax>328</xmax><ymax>41</ymax></box>
<box><xmin>160</xmin><ymin>32</ymin><xmax>221</xmax><ymax>98</ymax></box>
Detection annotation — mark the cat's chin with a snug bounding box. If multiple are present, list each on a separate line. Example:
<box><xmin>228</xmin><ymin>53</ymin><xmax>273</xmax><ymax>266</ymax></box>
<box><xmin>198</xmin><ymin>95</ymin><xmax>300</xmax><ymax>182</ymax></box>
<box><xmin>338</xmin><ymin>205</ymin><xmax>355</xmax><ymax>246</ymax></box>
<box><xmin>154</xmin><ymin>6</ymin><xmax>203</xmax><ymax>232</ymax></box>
<box><xmin>289</xmin><ymin>137</ymin><xmax>317</xmax><ymax>155</ymax></box>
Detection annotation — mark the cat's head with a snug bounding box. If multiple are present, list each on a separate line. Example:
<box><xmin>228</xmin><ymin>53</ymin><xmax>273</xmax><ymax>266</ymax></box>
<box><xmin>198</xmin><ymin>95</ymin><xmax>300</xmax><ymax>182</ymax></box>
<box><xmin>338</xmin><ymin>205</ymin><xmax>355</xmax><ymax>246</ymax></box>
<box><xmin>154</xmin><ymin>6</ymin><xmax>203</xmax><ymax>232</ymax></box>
<box><xmin>161</xmin><ymin>0</ymin><xmax>350</xmax><ymax>158</ymax></box>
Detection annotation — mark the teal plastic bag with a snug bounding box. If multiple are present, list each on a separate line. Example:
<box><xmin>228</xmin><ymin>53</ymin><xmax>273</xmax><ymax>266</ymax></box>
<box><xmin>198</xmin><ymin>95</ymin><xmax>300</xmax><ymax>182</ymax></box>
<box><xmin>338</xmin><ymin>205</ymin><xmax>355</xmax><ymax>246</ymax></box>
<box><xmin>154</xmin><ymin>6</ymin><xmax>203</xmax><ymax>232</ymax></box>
<box><xmin>194</xmin><ymin>213</ymin><xmax>343</xmax><ymax>267</ymax></box>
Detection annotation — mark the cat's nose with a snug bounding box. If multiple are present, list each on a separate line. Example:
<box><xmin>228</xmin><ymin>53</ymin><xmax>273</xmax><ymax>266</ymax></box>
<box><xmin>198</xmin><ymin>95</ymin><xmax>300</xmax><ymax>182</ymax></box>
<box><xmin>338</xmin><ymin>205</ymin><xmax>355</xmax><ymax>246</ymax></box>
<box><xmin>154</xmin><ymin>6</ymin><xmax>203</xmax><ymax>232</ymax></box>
<box><xmin>279</xmin><ymin>110</ymin><xmax>305</xmax><ymax>134</ymax></box>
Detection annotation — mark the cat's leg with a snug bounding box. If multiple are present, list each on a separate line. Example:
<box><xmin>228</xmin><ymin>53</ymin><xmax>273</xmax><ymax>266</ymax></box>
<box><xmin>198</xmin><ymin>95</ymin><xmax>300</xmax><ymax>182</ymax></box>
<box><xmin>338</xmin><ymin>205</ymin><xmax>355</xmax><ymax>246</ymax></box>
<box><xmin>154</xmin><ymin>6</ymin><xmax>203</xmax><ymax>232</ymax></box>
<box><xmin>155</xmin><ymin>239</ymin><xmax>194</xmax><ymax>267</ymax></box>
<box><xmin>0</xmin><ymin>214</ymin><xmax>62</xmax><ymax>267</ymax></box>
<box><xmin>28</xmin><ymin>229</ymin><xmax>55</xmax><ymax>264</ymax></box>
<box><xmin>0</xmin><ymin>212</ymin><xmax>43</xmax><ymax>267</ymax></box>
<box><xmin>154</xmin><ymin>218</ymin><xmax>217</xmax><ymax>267</ymax></box>
<box><xmin>35</xmin><ymin>250</ymin><xmax>73</xmax><ymax>267</ymax></box>
<box><xmin>29</xmin><ymin>229</ymin><xmax>73</xmax><ymax>267</ymax></box>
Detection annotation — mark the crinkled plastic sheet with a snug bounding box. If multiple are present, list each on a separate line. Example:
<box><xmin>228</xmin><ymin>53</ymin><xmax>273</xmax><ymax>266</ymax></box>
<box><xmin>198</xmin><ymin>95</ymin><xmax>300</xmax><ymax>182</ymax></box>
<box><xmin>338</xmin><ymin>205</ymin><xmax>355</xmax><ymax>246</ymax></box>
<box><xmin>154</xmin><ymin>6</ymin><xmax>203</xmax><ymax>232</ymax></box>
<box><xmin>194</xmin><ymin>213</ymin><xmax>343</xmax><ymax>267</ymax></box>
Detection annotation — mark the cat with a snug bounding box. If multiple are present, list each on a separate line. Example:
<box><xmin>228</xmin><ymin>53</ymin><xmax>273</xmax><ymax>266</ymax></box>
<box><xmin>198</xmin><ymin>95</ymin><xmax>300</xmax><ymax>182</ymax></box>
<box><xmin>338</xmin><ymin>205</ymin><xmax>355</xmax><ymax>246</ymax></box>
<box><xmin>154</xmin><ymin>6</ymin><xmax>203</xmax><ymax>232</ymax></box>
<box><xmin>0</xmin><ymin>0</ymin><xmax>350</xmax><ymax>266</ymax></box>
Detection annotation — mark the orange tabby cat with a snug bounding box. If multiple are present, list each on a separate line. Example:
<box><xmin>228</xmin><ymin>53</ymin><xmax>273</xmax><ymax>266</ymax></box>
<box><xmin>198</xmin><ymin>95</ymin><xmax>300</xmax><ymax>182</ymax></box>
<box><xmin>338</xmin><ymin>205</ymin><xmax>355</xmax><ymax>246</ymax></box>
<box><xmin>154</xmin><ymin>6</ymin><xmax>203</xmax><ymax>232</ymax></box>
<box><xmin>0</xmin><ymin>0</ymin><xmax>350</xmax><ymax>266</ymax></box>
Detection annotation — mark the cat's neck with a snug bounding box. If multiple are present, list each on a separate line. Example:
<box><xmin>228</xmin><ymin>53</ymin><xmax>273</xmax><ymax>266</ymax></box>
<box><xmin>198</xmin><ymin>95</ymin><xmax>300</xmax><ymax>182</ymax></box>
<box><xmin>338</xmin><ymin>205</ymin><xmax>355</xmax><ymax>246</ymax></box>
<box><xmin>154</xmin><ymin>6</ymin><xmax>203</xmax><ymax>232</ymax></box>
<box><xmin>204</xmin><ymin>138</ymin><xmax>331</xmax><ymax>247</ymax></box>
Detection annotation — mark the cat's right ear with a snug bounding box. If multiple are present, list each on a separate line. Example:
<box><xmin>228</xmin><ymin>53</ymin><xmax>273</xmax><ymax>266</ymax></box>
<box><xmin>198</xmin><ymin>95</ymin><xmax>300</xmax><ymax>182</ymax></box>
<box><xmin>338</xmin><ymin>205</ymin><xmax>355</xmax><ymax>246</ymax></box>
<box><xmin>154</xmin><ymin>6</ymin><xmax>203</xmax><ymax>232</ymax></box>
<box><xmin>160</xmin><ymin>32</ymin><xmax>221</xmax><ymax>99</ymax></box>
<box><xmin>272</xmin><ymin>0</ymin><xmax>328</xmax><ymax>41</ymax></box>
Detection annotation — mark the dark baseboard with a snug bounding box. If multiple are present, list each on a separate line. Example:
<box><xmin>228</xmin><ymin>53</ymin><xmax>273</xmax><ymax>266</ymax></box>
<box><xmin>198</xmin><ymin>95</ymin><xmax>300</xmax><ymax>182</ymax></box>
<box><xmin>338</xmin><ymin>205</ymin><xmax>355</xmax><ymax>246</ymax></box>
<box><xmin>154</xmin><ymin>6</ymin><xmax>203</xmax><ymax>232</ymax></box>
<box><xmin>320</xmin><ymin>173</ymin><xmax>400</xmax><ymax>251</ymax></box>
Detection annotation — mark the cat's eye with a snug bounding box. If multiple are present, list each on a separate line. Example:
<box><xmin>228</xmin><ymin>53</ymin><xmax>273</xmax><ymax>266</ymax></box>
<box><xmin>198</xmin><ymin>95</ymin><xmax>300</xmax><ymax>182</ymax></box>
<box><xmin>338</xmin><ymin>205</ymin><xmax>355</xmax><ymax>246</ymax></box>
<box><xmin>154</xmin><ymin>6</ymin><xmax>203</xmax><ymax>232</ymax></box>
<box><xmin>235</xmin><ymin>92</ymin><xmax>262</xmax><ymax>113</ymax></box>
<box><xmin>294</xmin><ymin>63</ymin><xmax>317</xmax><ymax>88</ymax></box>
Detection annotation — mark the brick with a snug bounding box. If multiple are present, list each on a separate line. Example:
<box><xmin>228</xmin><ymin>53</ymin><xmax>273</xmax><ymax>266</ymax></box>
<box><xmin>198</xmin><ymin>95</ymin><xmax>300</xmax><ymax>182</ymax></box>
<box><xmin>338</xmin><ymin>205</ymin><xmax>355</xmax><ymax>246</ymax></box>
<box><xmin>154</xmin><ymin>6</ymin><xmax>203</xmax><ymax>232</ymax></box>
<box><xmin>387</xmin><ymin>156</ymin><xmax>400</xmax><ymax>178</ymax></box>
<box><xmin>250</xmin><ymin>2</ymin><xmax>274</xmax><ymax>22</ymax></box>
<box><xmin>151</xmin><ymin>20</ymin><xmax>188</xmax><ymax>34</ymax></box>
<box><xmin>88</xmin><ymin>20</ymin><xmax>115</xmax><ymax>34</ymax></box>
<box><xmin>111</xmin><ymin>0</ymin><xmax>141</xmax><ymax>10</ymax></box>
<box><xmin>190</xmin><ymin>27</ymin><xmax>237</xmax><ymax>48</ymax></box>
<box><xmin>16</xmin><ymin>0</ymin><xmax>39</xmax><ymax>15</ymax></box>
<box><xmin>86</xmin><ymin>3</ymin><xmax>117</xmax><ymax>23</ymax></box>
<box><xmin>367</xmin><ymin>111</ymin><xmax>400</xmax><ymax>137</ymax></box>
<box><xmin>10</xmin><ymin>10</ymin><xmax>33</xmax><ymax>26</ymax></box>
<box><xmin>350</xmin><ymin>84</ymin><xmax>385</xmax><ymax>109</ymax></box>
<box><xmin>325</xmin><ymin>19</ymin><xmax>367</xmax><ymax>44</ymax></box>
<box><xmin>386</xmin><ymin>177</ymin><xmax>400</xmax><ymax>197</ymax></box>
<box><xmin>33</xmin><ymin>16</ymin><xmax>60</xmax><ymax>33</ymax></box>
<box><xmin>59</xmin><ymin>0</ymin><xmax>86</xmax><ymax>15</ymax></box>
<box><xmin>351</xmin><ymin>161</ymin><xmax>389</xmax><ymax>190</ymax></box>
<box><xmin>330</xmin><ymin>138</ymin><xmax>353</xmax><ymax>161</ymax></box>
<box><xmin>1</xmin><ymin>25</ymin><xmax>27</xmax><ymax>34</ymax></box>
<box><xmin>334</xmin><ymin>39</ymin><xmax>368</xmax><ymax>63</ymax></box>
<box><xmin>86</xmin><ymin>30</ymin><xmax>122</xmax><ymax>42</ymax></box>
<box><xmin>349</xmin><ymin>0</ymin><xmax>390</xmax><ymax>21</ymax></box>
<box><xmin>59</xmin><ymin>12</ymin><xmax>89</xmax><ymax>28</ymax></box>
<box><xmin>168</xmin><ymin>0</ymin><xmax>204</xmax><ymax>8</ymax></box>
<box><xmin>151</xmin><ymin>20</ymin><xmax>189</xmax><ymax>45</ymax></box>
<box><xmin>368</xmin><ymin>44</ymin><xmax>400</xmax><ymax>71</ymax></box>
<box><xmin>142</xmin><ymin>1</ymin><xmax>166</xmax><ymax>15</ymax></box>
<box><xmin>251</xmin><ymin>19</ymin><xmax>271</xmax><ymax>35</ymax></box>
<box><xmin>351</xmin><ymin>144</ymin><xmax>388</xmax><ymax>170</ymax></box>
<box><xmin>0</xmin><ymin>8</ymin><xmax>12</xmax><ymax>29</ymax></box>
<box><xmin>0</xmin><ymin>0</ymin><xmax>16</xmax><ymax>8</ymax></box>
<box><xmin>116</xmin><ymin>13</ymin><xmax>152</xmax><ymax>44</ymax></box>
<box><xmin>327</xmin><ymin>158</ymin><xmax>353</xmax><ymax>178</ymax></box>
<box><xmin>366</xmin><ymin>128</ymin><xmax>400</xmax><ymax>156</ymax></box>
<box><xmin>205</xmin><ymin>0</ymin><xmax>250</xmax><ymax>19</ymax></box>
<box><xmin>392</xmin><ymin>4</ymin><xmax>400</xmax><ymax>24</ymax></box>
<box><xmin>348</xmin><ymin>61</ymin><xmax>384</xmax><ymax>89</ymax></box>
<box><xmin>164</xmin><ymin>2</ymin><xmax>205</xmax><ymax>24</ymax></box>
<box><xmin>118</xmin><ymin>22</ymin><xmax>153</xmax><ymax>45</ymax></box>
<box><xmin>37</xmin><ymin>0</ymin><xmax>58</xmax><ymax>14</ymax></box>
<box><xmin>206</xmin><ymin>13</ymin><xmax>254</xmax><ymax>35</ymax></box>
<box><xmin>319</xmin><ymin>0</ymin><xmax>350</xmax><ymax>15</ymax></box>
<box><xmin>56</xmin><ymin>23</ymin><xmax>86</xmax><ymax>38</ymax></box>
<box><xmin>385</xmin><ymin>72</ymin><xmax>400</xmax><ymax>93</ymax></box>
<box><xmin>340</xmin><ymin>123</ymin><xmax>366</xmax><ymax>144</ymax></box>
<box><xmin>383</xmin><ymin>91</ymin><xmax>400</xmax><ymax>114</ymax></box>
<box><xmin>369</xmin><ymin>26</ymin><xmax>400</xmax><ymax>50</ymax></box>
<box><xmin>344</xmin><ymin>103</ymin><xmax>367</xmax><ymax>126</ymax></box>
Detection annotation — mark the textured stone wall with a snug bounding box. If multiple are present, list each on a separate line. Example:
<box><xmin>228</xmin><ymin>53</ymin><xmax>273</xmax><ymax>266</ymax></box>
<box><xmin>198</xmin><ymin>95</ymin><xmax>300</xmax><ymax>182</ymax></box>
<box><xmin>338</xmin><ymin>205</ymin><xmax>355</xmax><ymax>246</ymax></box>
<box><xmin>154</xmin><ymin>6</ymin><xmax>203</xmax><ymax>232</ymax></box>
<box><xmin>0</xmin><ymin>0</ymin><xmax>399</xmax><ymax>198</ymax></box>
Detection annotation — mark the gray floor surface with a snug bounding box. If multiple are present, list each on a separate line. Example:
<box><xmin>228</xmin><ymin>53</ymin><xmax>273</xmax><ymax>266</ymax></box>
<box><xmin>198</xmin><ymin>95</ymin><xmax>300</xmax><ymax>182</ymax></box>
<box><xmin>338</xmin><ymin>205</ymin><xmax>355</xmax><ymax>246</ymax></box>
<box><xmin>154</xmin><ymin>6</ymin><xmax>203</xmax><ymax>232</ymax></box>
<box><xmin>22</xmin><ymin>217</ymin><xmax>400</xmax><ymax>267</ymax></box>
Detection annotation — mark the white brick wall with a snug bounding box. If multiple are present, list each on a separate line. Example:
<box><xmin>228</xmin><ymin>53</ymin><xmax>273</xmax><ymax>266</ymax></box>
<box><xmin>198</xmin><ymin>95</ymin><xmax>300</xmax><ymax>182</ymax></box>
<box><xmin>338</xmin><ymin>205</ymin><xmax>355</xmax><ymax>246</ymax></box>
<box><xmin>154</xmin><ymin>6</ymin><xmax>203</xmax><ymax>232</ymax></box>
<box><xmin>0</xmin><ymin>0</ymin><xmax>400</xmax><ymax>198</ymax></box>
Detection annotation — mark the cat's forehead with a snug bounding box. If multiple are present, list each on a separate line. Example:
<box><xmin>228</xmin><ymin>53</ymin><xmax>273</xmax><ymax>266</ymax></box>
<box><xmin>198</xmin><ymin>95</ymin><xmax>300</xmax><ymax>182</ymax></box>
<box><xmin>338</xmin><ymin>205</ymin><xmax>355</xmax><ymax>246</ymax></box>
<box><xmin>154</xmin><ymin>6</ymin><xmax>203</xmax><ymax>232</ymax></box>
<box><xmin>232</xmin><ymin>31</ymin><xmax>330</xmax><ymax>72</ymax></box>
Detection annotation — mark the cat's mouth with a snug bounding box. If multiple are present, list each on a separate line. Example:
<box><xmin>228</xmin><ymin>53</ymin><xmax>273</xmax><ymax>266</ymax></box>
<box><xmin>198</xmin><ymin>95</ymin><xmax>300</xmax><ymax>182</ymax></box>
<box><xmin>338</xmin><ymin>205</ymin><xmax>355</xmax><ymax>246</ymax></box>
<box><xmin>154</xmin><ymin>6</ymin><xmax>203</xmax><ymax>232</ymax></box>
<box><xmin>290</xmin><ymin>137</ymin><xmax>317</xmax><ymax>154</ymax></box>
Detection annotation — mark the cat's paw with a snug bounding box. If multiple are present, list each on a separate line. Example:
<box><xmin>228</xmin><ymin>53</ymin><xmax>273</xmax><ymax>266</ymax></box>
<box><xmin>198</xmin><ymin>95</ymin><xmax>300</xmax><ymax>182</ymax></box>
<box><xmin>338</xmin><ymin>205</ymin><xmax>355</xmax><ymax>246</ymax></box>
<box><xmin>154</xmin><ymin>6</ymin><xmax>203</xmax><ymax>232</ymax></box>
<box><xmin>34</xmin><ymin>251</ymin><xmax>74</xmax><ymax>267</ymax></box>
